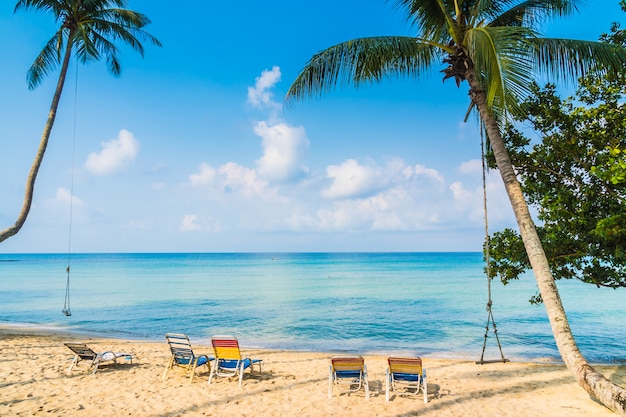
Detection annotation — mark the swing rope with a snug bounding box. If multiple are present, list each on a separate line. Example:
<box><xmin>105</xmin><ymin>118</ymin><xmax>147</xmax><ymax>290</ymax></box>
<box><xmin>476</xmin><ymin>134</ymin><xmax>508</xmax><ymax>365</ymax></box>
<box><xmin>62</xmin><ymin>64</ymin><xmax>79</xmax><ymax>317</ymax></box>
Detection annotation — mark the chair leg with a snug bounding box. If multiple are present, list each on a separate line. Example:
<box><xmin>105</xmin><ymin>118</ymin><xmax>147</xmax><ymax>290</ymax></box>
<box><xmin>208</xmin><ymin>362</ymin><xmax>216</xmax><ymax>385</ymax></box>
<box><xmin>238</xmin><ymin>362</ymin><xmax>244</xmax><ymax>387</ymax></box>
<box><xmin>189</xmin><ymin>359</ymin><xmax>198</xmax><ymax>384</ymax></box>
<box><xmin>161</xmin><ymin>356</ymin><xmax>174</xmax><ymax>382</ymax></box>
<box><xmin>423</xmin><ymin>372</ymin><xmax>428</xmax><ymax>404</ymax></box>
<box><xmin>91</xmin><ymin>360</ymin><xmax>100</xmax><ymax>374</ymax></box>
<box><xmin>67</xmin><ymin>355</ymin><xmax>78</xmax><ymax>373</ymax></box>
<box><xmin>363</xmin><ymin>368</ymin><xmax>370</xmax><ymax>400</ymax></box>
<box><xmin>328</xmin><ymin>366</ymin><xmax>333</xmax><ymax>398</ymax></box>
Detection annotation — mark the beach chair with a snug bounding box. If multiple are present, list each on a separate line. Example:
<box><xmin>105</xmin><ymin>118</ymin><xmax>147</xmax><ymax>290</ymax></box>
<box><xmin>64</xmin><ymin>342</ymin><xmax>133</xmax><ymax>374</ymax></box>
<box><xmin>385</xmin><ymin>356</ymin><xmax>427</xmax><ymax>403</ymax></box>
<box><xmin>208</xmin><ymin>335</ymin><xmax>262</xmax><ymax>387</ymax></box>
<box><xmin>162</xmin><ymin>333</ymin><xmax>213</xmax><ymax>384</ymax></box>
<box><xmin>328</xmin><ymin>356</ymin><xmax>370</xmax><ymax>399</ymax></box>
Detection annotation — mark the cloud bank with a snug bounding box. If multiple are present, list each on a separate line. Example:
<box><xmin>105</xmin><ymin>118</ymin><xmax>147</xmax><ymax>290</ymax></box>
<box><xmin>178</xmin><ymin>66</ymin><xmax>510</xmax><ymax>239</ymax></box>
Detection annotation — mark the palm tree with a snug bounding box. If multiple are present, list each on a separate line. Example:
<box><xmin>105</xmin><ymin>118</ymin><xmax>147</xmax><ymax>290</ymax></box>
<box><xmin>0</xmin><ymin>0</ymin><xmax>161</xmax><ymax>243</ymax></box>
<box><xmin>286</xmin><ymin>0</ymin><xmax>626</xmax><ymax>413</ymax></box>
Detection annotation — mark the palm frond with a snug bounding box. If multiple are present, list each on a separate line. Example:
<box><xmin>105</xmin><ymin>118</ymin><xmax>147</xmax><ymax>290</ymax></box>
<box><xmin>466</xmin><ymin>26</ymin><xmax>536</xmax><ymax>120</ymax></box>
<box><xmin>490</xmin><ymin>0</ymin><xmax>584</xmax><ymax>29</ymax></box>
<box><xmin>16</xmin><ymin>0</ymin><xmax>161</xmax><ymax>88</ymax></box>
<box><xmin>14</xmin><ymin>0</ymin><xmax>61</xmax><ymax>15</ymax></box>
<box><xmin>286</xmin><ymin>36</ymin><xmax>442</xmax><ymax>102</ymax></box>
<box><xmin>99</xmin><ymin>8</ymin><xmax>162</xmax><ymax>48</ymax></box>
<box><xmin>72</xmin><ymin>25</ymin><xmax>101</xmax><ymax>64</ymax></box>
<box><xmin>26</xmin><ymin>31</ymin><xmax>64</xmax><ymax>89</ymax></box>
<box><xmin>533</xmin><ymin>38</ymin><xmax>626</xmax><ymax>81</ymax></box>
<box><xmin>391</xmin><ymin>0</ymin><xmax>457</xmax><ymax>44</ymax></box>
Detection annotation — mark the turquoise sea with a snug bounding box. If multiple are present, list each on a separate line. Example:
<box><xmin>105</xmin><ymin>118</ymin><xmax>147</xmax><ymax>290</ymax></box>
<box><xmin>0</xmin><ymin>252</ymin><xmax>624</xmax><ymax>364</ymax></box>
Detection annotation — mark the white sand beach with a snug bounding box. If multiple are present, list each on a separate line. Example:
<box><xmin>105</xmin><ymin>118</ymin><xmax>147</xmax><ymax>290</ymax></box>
<box><xmin>1</xmin><ymin>326</ymin><xmax>623</xmax><ymax>417</ymax></box>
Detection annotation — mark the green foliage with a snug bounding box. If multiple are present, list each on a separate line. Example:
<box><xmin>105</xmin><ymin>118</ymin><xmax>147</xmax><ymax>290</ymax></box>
<box><xmin>14</xmin><ymin>0</ymin><xmax>161</xmax><ymax>89</ymax></box>
<box><xmin>489</xmin><ymin>29</ymin><xmax>626</xmax><ymax>289</ymax></box>
<box><xmin>287</xmin><ymin>0</ymin><xmax>626</xmax><ymax>127</ymax></box>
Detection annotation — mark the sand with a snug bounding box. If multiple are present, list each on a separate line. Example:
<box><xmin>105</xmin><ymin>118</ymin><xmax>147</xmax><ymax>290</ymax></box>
<box><xmin>0</xmin><ymin>326</ymin><xmax>623</xmax><ymax>417</ymax></box>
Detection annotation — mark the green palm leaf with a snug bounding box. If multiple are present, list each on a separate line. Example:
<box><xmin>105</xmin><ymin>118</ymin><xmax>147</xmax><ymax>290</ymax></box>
<box><xmin>467</xmin><ymin>26</ymin><xmax>536</xmax><ymax>119</ymax></box>
<box><xmin>490</xmin><ymin>0</ymin><xmax>583</xmax><ymax>28</ymax></box>
<box><xmin>16</xmin><ymin>0</ymin><xmax>161</xmax><ymax>89</ymax></box>
<box><xmin>26</xmin><ymin>31</ymin><xmax>64</xmax><ymax>89</ymax></box>
<box><xmin>533</xmin><ymin>38</ymin><xmax>626</xmax><ymax>81</ymax></box>
<box><xmin>287</xmin><ymin>36</ymin><xmax>442</xmax><ymax>101</ymax></box>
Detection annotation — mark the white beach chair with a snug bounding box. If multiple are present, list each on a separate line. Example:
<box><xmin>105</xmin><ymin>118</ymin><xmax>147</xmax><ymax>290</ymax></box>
<box><xmin>64</xmin><ymin>342</ymin><xmax>133</xmax><ymax>374</ymax></box>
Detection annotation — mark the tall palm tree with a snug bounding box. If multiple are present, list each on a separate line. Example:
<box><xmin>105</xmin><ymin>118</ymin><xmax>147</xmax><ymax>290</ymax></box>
<box><xmin>0</xmin><ymin>0</ymin><xmax>161</xmax><ymax>243</ymax></box>
<box><xmin>286</xmin><ymin>0</ymin><xmax>626</xmax><ymax>413</ymax></box>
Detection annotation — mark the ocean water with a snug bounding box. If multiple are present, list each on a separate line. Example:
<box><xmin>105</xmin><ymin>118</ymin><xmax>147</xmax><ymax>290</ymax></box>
<box><xmin>0</xmin><ymin>252</ymin><xmax>624</xmax><ymax>364</ymax></box>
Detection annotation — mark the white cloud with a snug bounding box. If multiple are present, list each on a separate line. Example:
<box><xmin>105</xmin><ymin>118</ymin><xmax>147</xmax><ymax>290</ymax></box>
<box><xmin>450</xmin><ymin>181</ymin><xmax>475</xmax><ymax>210</ymax></box>
<box><xmin>254</xmin><ymin>121</ymin><xmax>309</xmax><ymax>182</ymax></box>
<box><xmin>322</xmin><ymin>159</ymin><xmax>379</xmax><ymax>199</ymax></box>
<box><xmin>180</xmin><ymin>214</ymin><xmax>202</xmax><ymax>231</ymax></box>
<box><xmin>179</xmin><ymin>213</ymin><xmax>222</xmax><ymax>232</ymax></box>
<box><xmin>294</xmin><ymin>179</ymin><xmax>448</xmax><ymax>233</ymax></box>
<box><xmin>188</xmin><ymin>162</ymin><xmax>216</xmax><ymax>187</ymax></box>
<box><xmin>247</xmin><ymin>66</ymin><xmax>281</xmax><ymax>109</ymax></box>
<box><xmin>322</xmin><ymin>158</ymin><xmax>416</xmax><ymax>200</ymax></box>
<box><xmin>219</xmin><ymin>162</ymin><xmax>269</xmax><ymax>197</ymax></box>
<box><xmin>459</xmin><ymin>159</ymin><xmax>483</xmax><ymax>175</ymax></box>
<box><xmin>55</xmin><ymin>187</ymin><xmax>84</xmax><ymax>206</ymax></box>
<box><xmin>450</xmin><ymin>169</ymin><xmax>510</xmax><ymax>223</ymax></box>
<box><xmin>85</xmin><ymin>129</ymin><xmax>139</xmax><ymax>175</ymax></box>
<box><xmin>314</xmin><ymin>195</ymin><xmax>396</xmax><ymax>230</ymax></box>
<box><xmin>402</xmin><ymin>164</ymin><xmax>445</xmax><ymax>184</ymax></box>
<box><xmin>187</xmin><ymin>161</ymin><xmax>275</xmax><ymax>199</ymax></box>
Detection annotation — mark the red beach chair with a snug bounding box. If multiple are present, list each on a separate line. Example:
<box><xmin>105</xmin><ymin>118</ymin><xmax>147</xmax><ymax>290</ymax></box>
<box><xmin>208</xmin><ymin>335</ymin><xmax>262</xmax><ymax>387</ymax></box>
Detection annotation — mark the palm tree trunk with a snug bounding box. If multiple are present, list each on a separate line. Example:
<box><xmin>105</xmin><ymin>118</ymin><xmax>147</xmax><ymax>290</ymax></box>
<box><xmin>466</xmin><ymin>69</ymin><xmax>626</xmax><ymax>415</ymax></box>
<box><xmin>0</xmin><ymin>37</ymin><xmax>74</xmax><ymax>243</ymax></box>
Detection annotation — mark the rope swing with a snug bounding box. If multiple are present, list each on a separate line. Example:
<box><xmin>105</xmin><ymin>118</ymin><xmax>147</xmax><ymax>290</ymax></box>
<box><xmin>476</xmin><ymin>135</ymin><xmax>508</xmax><ymax>365</ymax></box>
<box><xmin>62</xmin><ymin>65</ymin><xmax>79</xmax><ymax>317</ymax></box>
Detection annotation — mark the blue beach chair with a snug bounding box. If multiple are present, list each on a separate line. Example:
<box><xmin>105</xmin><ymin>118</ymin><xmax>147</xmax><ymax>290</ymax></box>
<box><xmin>208</xmin><ymin>335</ymin><xmax>263</xmax><ymax>387</ymax></box>
<box><xmin>328</xmin><ymin>356</ymin><xmax>370</xmax><ymax>399</ymax></box>
<box><xmin>162</xmin><ymin>333</ymin><xmax>213</xmax><ymax>384</ymax></box>
<box><xmin>385</xmin><ymin>356</ymin><xmax>427</xmax><ymax>403</ymax></box>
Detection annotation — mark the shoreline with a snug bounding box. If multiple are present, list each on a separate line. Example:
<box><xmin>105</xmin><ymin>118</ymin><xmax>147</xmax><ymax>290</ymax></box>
<box><xmin>3</xmin><ymin>321</ymin><xmax>623</xmax><ymax>366</ymax></box>
<box><xmin>0</xmin><ymin>321</ymin><xmax>565</xmax><ymax>365</ymax></box>
<box><xmin>1</xmin><ymin>326</ymin><xmax>624</xmax><ymax>416</ymax></box>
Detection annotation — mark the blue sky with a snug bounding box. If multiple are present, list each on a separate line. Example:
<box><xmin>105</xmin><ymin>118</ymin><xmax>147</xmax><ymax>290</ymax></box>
<box><xmin>0</xmin><ymin>1</ymin><xmax>622</xmax><ymax>253</ymax></box>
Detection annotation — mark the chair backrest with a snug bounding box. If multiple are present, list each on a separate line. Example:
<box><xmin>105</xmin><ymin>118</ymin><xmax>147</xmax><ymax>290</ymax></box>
<box><xmin>211</xmin><ymin>335</ymin><xmax>242</xmax><ymax>360</ymax></box>
<box><xmin>331</xmin><ymin>356</ymin><xmax>365</xmax><ymax>373</ymax></box>
<box><xmin>165</xmin><ymin>333</ymin><xmax>196</xmax><ymax>364</ymax></box>
<box><xmin>64</xmin><ymin>343</ymin><xmax>97</xmax><ymax>360</ymax></box>
<box><xmin>388</xmin><ymin>356</ymin><xmax>422</xmax><ymax>375</ymax></box>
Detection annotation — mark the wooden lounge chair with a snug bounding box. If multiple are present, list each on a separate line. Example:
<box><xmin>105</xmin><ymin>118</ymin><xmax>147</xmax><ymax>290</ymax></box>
<box><xmin>208</xmin><ymin>335</ymin><xmax>262</xmax><ymax>387</ymax></box>
<box><xmin>385</xmin><ymin>356</ymin><xmax>427</xmax><ymax>403</ymax></box>
<box><xmin>162</xmin><ymin>333</ymin><xmax>213</xmax><ymax>384</ymax></box>
<box><xmin>328</xmin><ymin>356</ymin><xmax>370</xmax><ymax>399</ymax></box>
<box><xmin>64</xmin><ymin>342</ymin><xmax>133</xmax><ymax>374</ymax></box>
